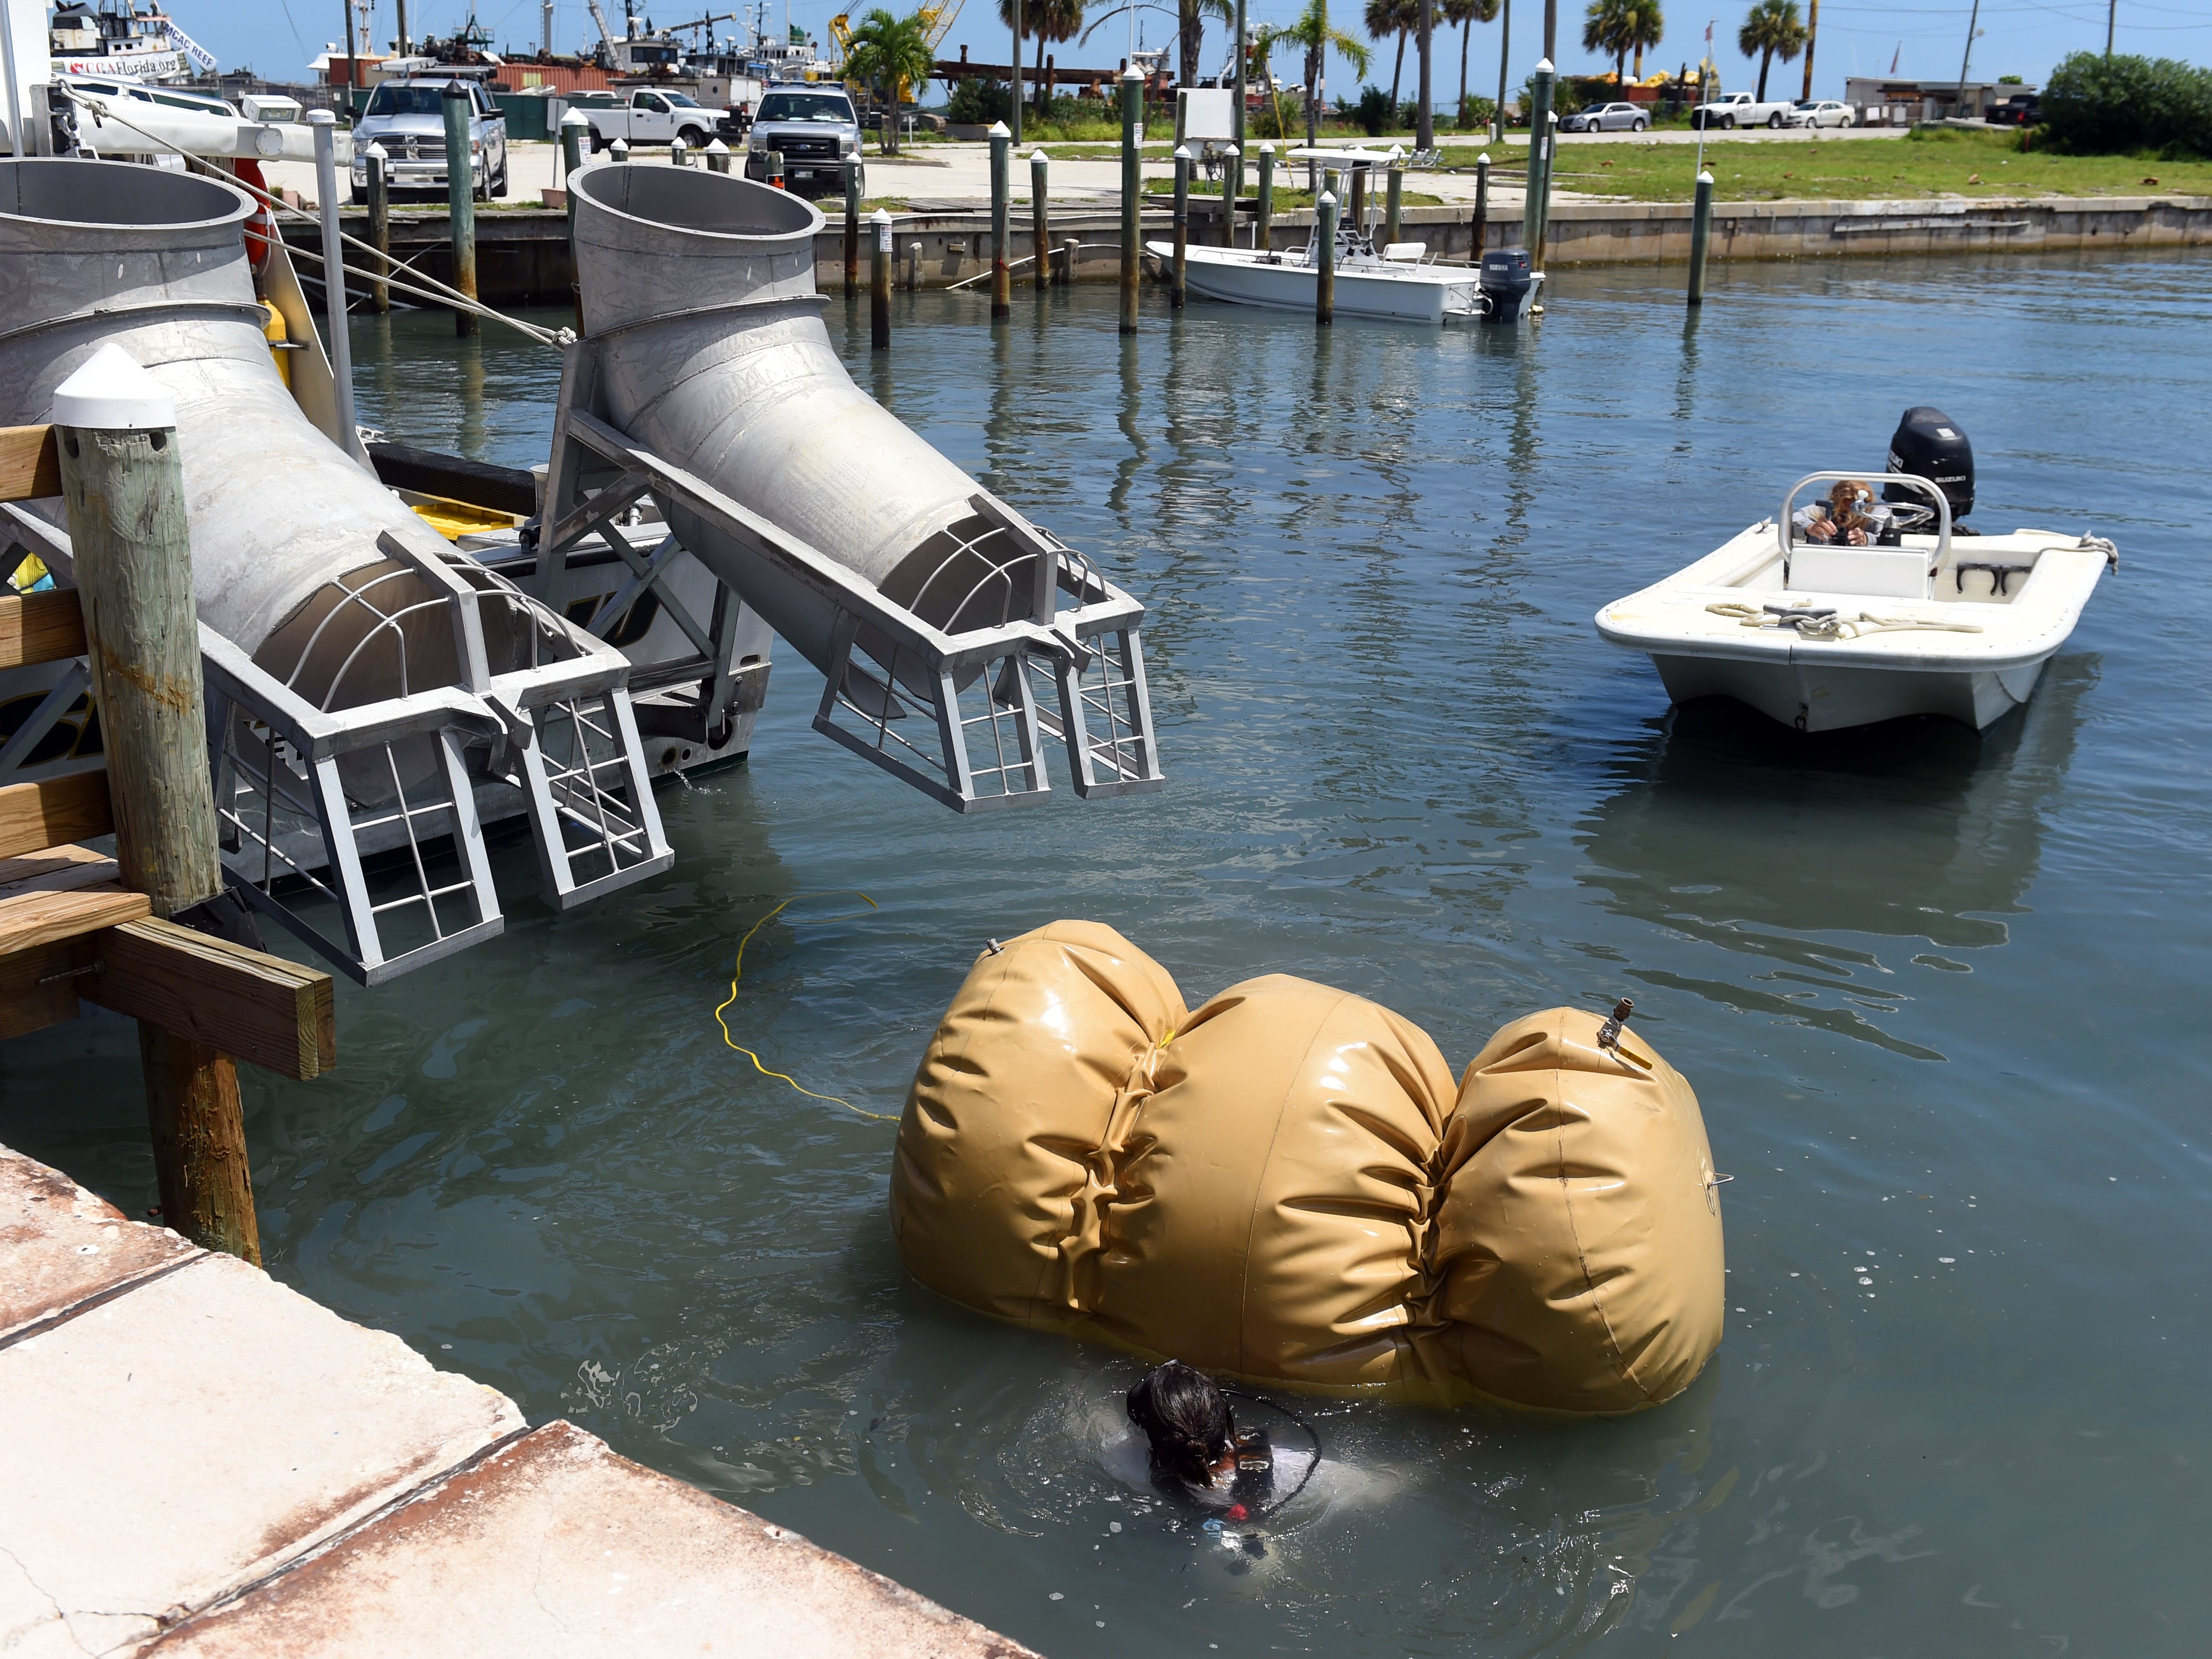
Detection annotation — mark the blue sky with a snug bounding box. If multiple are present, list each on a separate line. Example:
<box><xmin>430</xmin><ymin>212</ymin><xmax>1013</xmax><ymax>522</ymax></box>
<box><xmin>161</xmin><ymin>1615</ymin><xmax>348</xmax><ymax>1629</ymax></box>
<box><xmin>189</xmin><ymin>1</ymin><xmax>2208</xmax><ymax>99</ymax></box>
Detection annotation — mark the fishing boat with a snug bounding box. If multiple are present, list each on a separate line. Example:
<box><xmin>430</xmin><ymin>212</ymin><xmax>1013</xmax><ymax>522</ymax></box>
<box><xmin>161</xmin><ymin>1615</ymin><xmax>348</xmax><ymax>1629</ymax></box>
<box><xmin>1594</xmin><ymin>413</ymin><xmax>2116</xmax><ymax>733</ymax></box>
<box><xmin>48</xmin><ymin>2</ymin><xmax>212</xmax><ymax>84</ymax></box>
<box><xmin>1145</xmin><ymin>147</ymin><xmax>1539</xmax><ymax>325</ymax></box>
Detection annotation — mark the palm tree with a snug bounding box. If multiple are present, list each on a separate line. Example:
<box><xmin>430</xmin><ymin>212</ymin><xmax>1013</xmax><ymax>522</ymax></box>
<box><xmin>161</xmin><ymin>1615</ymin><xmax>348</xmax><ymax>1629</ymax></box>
<box><xmin>1581</xmin><ymin>0</ymin><xmax>1631</xmax><ymax>88</ymax></box>
<box><xmin>844</xmin><ymin>7</ymin><xmax>936</xmax><ymax>154</ymax></box>
<box><xmin>1440</xmin><ymin>0</ymin><xmax>1499</xmax><ymax>128</ymax></box>
<box><xmin>1736</xmin><ymin>0</ymin><xmax>1804</xmax><ymax>102</ymax></box>
<box><xmin>1000</xmin><ymin>0</ymin><xmax>1086</xmax><ymax>112</ymax></box>
<box><xmin>1623</xmin><ymin>0</ymin><xmax>1662</xmax><ymax>77</ymax></box>
<box><xmin>1366</xmin><ymin>0</ymin><xmax>1418</xmax><ymax>117</ymax></box>
<box><xmin>1256</xmin><ymin>0</ymin><xmax>1373</xmax><ymax>183</ymax></box>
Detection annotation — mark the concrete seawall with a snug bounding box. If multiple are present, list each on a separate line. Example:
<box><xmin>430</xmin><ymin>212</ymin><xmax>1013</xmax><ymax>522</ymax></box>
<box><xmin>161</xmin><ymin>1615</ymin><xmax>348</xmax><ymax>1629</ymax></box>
<box><xmin>289</xmin><ymin>193</ymin><xmax>2210</xmax><ymax>306</ymax></box>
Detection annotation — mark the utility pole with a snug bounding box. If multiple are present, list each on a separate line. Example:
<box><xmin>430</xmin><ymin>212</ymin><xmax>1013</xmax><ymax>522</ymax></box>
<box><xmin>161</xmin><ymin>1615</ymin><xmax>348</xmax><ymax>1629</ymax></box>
<box><xmin>1953</xmin><ymin>0</ymin><xmax>1980</xmax><ymax>119</ymax></box>
<box><xmin>2105</xmin><ymin>0</ymin><xmax>2115</xmax><ymax>56</ymax></box>
<box><xmin>1416</xmin><ymin>0</ymin><xmax>1434</xmax><ymax>150</ymax></box>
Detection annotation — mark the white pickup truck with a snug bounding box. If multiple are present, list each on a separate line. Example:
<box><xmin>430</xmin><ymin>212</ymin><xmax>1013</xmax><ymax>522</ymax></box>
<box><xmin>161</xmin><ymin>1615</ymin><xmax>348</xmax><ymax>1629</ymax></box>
<box><xmin>1692</xmin><ymin>91</ymin><xmax>1797</xmax><ymax>130</ymax></box>
<box><xmin>575</xmin><ymin>88</ymin><xmax>724</xmax><ymax>152</ymax></box>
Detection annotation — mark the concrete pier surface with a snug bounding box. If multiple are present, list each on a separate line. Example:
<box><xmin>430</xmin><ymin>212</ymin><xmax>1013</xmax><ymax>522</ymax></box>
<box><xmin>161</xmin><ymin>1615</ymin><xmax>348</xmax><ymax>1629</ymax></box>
<box><xmin>0</xmin><ymin>1144</ymin><xmax>1037</xmax><ymax>1659</ymax></box>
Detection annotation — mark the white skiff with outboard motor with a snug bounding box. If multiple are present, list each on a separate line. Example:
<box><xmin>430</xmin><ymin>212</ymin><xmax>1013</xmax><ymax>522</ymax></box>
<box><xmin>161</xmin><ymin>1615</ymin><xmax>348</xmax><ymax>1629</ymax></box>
<box><xmin>1595</xmin><ymin>466</ymin><xmax>2115</xmax><ymax>733</ymax></box>
<box><xmin>1145</xmin><ymin>147</ymin><xmax>1539</xmax><ymax>324</ymax></box>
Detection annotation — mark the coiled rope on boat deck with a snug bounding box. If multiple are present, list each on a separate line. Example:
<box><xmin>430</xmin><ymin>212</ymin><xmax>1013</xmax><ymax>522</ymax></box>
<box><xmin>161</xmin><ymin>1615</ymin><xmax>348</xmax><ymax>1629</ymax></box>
<box><xmin>713</xmin><ymin>892</ymin><xmax>895</xmax><ymax>1123</ymax></box>
<box><xmin>1704</xmin><ymin>602</ymin><xmax>1986</xmax><ymax>642</ymax></box>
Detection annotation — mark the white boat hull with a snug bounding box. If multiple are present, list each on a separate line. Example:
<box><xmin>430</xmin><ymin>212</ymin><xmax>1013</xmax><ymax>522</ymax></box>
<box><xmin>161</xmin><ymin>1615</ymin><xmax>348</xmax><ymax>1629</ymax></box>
<box><xmin>1145</xmin><ymin>241</ymin><xmax>1491</xmax><ymax>324</ymax></box>
<box><xmin>1597</xmin><ymin>520</ymin><xmax>2112</xmax><ymax>734</ymax></box>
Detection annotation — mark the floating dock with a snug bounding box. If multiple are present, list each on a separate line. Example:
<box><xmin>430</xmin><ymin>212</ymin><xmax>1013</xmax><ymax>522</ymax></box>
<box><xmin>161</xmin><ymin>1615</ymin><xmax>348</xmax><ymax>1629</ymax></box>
<box><xmin>0</xmin><ymin>1143</ymin><xmax>1037</xmax><ymax>1658</ymax></box>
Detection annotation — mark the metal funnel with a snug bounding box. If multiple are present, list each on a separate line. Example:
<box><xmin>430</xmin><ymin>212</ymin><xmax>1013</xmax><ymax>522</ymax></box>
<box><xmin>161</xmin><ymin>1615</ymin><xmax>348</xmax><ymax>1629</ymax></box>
<box><xmin>560</xmin><ymin>163</ymin><xmax>1164</xmax><ymax>810</ymax></box>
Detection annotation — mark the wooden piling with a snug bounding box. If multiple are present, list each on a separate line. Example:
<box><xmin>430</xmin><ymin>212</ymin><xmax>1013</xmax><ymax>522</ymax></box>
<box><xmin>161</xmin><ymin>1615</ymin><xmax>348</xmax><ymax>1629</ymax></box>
<box><xmin>1119</xmin><ymin>65</ymin><xmax>1142</xmax><ymax>335</ymax></box>
<box><xmin>988</xmin><ymin>121</ymin><xmax>1011</xmax><ymax>321</ymax></box>
<box><xmin>1256</xmin><ymin>142</ymin><xmax>1274</xmax><ymax>254</ymax></box>
<box><xmin>1534</xmin><ymin>108</ymin><xmax>1559</xmax><ymax>269</ymax></box>
<box><xmin>1170</xmin><ymin>146</ymin><xmax>1189</xmax><ymax>310</ymax></box>
<box><xmin>1060</xmin><ymin>235</ymin><xmax>1078</xmax><ymax>286</ymax></box>
<box><xmin>844</xmin><ymin>158</ymin><xmax>862</xmax><ymax>297</ymax></box>
<box><xmin>51</xmin><ymin>357</ymin><xmax>260</xmax><ymax>1265</ymax></box>
<box><xmin>704</xmin><ymin>137</ymin><xmax>732</xmax><ymax>173</ymax></box>
<box><xmin>365</xmin><ymin>145</ymin><xmax>390</xmax><ymax>313</ymax></box>
<box><xmin>1029</xmin><ymin>151</ymin><xmax>1050</xmax><ymax>293</ymax></box>
<box><xmin>1687</xmin><ymin>170</ymin><xmax>1714</xmax><ymax>306</ymax></box>
<box><xmin>1472</xmin><ymin>150</ymin><xmax>1491</xmax><ymax>260</ymax></box>
<box><xmin>1521</xmin><ymin>58</ymin><xmax>1554</xmax><ymax>255</ymax></box>
<box><xmin>767</xmin><ymin>149</ymin><xmax>785</xmax><ymax>190</ymax></box>
<box><xmin>1384</xmin><ymin>155</ymin><xmax>1403</xmax><ymax>249</ymax></box>
<box><xmin>1316</xmin><ymin>190</ymin><xmax>1336</xmax><ymax>326</ymax></box>
<box><xmin>610</xmin><ymin>137</ymin><xmax>630</xmax><ymax>163</ymax></box>
<box><xmin>870</xmin><ymin>208</ymin><xmax>892</xmax><ymax>350</ymax></box>
<box><xmin>440</xmin><ymin>84</ymin><xmax>479</xmax><ymax>339</ymax></box>
<box><xmin>671</xmin><ymin>136</ymin><xmax>689</xmax><ymax>167</ymax></box>
<box><xmin>1347</xmin><ymin>164</ymin><xmax>1367</xmax><ymax>240</ymax></box>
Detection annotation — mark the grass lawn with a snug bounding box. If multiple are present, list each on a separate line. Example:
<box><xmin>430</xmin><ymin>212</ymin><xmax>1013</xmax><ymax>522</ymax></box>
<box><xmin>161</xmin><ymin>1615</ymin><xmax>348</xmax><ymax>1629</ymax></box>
<box><xmin>1433</xmin><ymin>128</ymin><xmax>2212</xmax><ymax>203</ymax></box>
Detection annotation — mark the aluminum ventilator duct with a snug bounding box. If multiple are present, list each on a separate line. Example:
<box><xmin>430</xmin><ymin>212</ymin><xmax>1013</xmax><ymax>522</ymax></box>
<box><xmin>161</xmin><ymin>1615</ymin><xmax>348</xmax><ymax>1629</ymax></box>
<box><xmin>0</xmin><ymin>158</ymin><xmax>673</xmax><ymax>979</ymax></box>
<box><xmin>559</xmin><ymin>163</ymin><xmax>1164</xmax><ymax>810</ymax></box>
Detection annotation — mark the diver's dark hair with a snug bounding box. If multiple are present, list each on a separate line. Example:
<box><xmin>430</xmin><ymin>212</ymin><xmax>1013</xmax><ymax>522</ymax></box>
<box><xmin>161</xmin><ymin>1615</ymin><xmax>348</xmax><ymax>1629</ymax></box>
<box><xmin>1127</xmin><ymin>1360</ymin><xmax>1234</xmax><ymax>1487</ymax></box>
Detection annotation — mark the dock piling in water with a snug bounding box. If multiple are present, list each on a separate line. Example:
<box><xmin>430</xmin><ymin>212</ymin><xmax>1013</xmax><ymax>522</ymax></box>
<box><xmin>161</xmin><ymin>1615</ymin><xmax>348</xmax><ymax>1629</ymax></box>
<box><xmin>671</xmin><ymin>136</ymin><xmax>689</xmax><ymax>167</ymax></box>
<box><xmin>1060</xmin><ymin>234</ymin><xmax>1078</xmax><ymax>286</ymax></box>
<box><xmin>1316</xmin><ymin>190</ymin><xmax>1337</xmax><ymax>326</ymax></box>
<box><xmin>610</xmin><ymin>136</ymin><xmax>629</xmax><ymax>163</ymax></box>
<box><xmin>364</xmin><ymin>142</ymin><xmax>390</xmax><ymax>313</ymax></box>
<box><xmin>1521</xmin><ymin>58</ymin><xmax>1554</xmax><ymax>257</ymax></box>
<box><xmin>1256</xmin><ymin>141</ymin><xmax>1274</xmax><ymax>253</ymax></box>
<box><xmin>440</xmin><ymin>85</ymin><xmax>479</xmax><ymax>338</ymax></box>
<box><xmin>870</xmin><ymin>207</ymin><xmax>892</xmax><ymax>349</ymax></box>
<box><xmin>704</xmin><ymin>137</ymin><xmax>731</xmax><ymax>173</ymax></box>
<box><xmin>1385</xmin><ymin>148</ymin><xmax>1404</xmax><ymax>249</ymax></box>
<box><xmin>1030</xmin><ymin>150</ymin><xmax>1051</xmax><ymax>292</ymax></box>
<box><xmin>1473</xmin><ymin>150</ymin><xmax>1491</xmax><ymax>260</ymax></box>
<box><xmin>1688</xmin><ymin>169</ymin><xmax>1714</xmax><ymax>306</ymax></box>
<box><xmin>1171</xmin><ymin>145</ymin><xmax>1190</xmax><ymax>310</ymax></box>
<box><xmin>1120</xmin><ymin>65</ymin><xmax>1142</xmax><ymax>334</ymax></box>
<box><xmin>52</xmin><ymin>356</ymin><xmax>260</xmax><ymax>1265</ymax></box>
<box><xmin>1220</xmin><ymin>143</ymin><xmax>1240</xmax><ymax>248</ymax></box>
<box><xmin>844</xmin><ymin>158</ymin><xmax>861</xmax><ymax>296</ymax></box>
<box><xmin>989</xmin><ymin>121</ymin><xmax>1011</xmax><ymax>321</ymax></box>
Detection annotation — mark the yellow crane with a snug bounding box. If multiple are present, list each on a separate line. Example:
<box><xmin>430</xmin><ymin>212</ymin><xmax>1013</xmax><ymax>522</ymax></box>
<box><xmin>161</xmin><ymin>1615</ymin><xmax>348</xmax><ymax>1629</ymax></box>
<box><xmin>828</xmin><ymin>1</ymin><xmax>962</xmax><ymax>105</ymax></box>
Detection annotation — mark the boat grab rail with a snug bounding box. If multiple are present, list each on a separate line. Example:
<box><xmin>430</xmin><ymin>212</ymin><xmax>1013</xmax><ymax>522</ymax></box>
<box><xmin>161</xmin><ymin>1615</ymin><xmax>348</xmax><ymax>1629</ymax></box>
<box><xmin>1779</xmin><ymin>472</ymin><xmax>1950</xmax><ymax>589</ymax></box>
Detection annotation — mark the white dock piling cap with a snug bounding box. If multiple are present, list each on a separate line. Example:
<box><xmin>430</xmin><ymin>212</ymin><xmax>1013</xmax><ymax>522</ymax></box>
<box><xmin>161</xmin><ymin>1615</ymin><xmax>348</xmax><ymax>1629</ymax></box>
<box><xmin>1388</xmin><ymin>144</ymin><xmax>1403</xmax><ymax>161</ymax></box>
<box><xmin>1477</xmin><ymin>150</ymin><xmax>1492</xmax><ymax>163</ymax></box>
<box><xmin>1536</xmin><ymin>56</ymin><xmax>1555</xmax><ymax>74</ymax></box>
<box><xmin>870</xmin><ymin>207</ymin><xmax>893</xmax><ymax>223</ymax></box>
<box><xmin>1319</xmin><ymin>190</ymin><xmax>1336</xmax><ymax>205</ymax></box>
<box><xmin>1123</xmin><ymin>63</ymin><xmax>1143</xmax><ymax>77</ymax></box>
<box><xmin>49</xmin><ymin>343</ymin><xmax>175</xmax><ymax>431</ymax></box>
<box><xmin>1174</xmin><ymin>144</ymin><xmax>1191</xmax><ymax>159</ymax></box>
<box><xmin>561</xmin><ymin>109</ymin><xmax>590</xmax><ymax>128</ymax></box>
<box><xmin>1259</xmin><ymin>140</ymin><xmax>1274</xmax><ymax>154</ymax></box>
<box><xmin>364</xmin><ymin>139</ymin><xmax>386</xmax><ymax>158</ymax></box>
<box><xmin>1030</xmin><ymin>148</ymin><xmax>1048</xmax><ymax>162</ymax></box>
<box><xmin>1698</xmin><ymin>169</ymin><xmax>1714</xmax><ymax>184</ymax></box>
<box><xmin>706</xmin><ymin>137</ymin><xmax>729</xmax><ymax>152</ymax></box>
<box><xmin>988</xmin><ymin>121</ymin><xmax>1011</xmax><ymax>138</ymax></box>
<box><xmin>305</xmin><ymin>109</ymin><xmax>334</xmax><ymax>127</ymax></box>
<box><xmin>1223</xmin><ymin>143</ymin><xmax>1240</xmax><ymax>156</ymax></box>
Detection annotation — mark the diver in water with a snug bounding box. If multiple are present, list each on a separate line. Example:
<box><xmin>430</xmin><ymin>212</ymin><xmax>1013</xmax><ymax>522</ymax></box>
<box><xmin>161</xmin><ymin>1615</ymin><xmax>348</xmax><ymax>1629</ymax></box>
<box><xmin>1125</xmin><ymin>1361</ymin><xmax>1315</xmax><ymax>1525</ymax></box>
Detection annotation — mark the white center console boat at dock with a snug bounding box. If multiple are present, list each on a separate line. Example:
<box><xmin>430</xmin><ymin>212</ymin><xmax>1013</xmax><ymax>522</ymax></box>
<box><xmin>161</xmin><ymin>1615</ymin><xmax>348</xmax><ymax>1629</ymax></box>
<box><xmin>1594</xmin><ymin>413</ymin><xmax>2116</xmax><ymax>734</ymax></box>
<box><xmin>1145</xmin><ymin>148</ymin><xmax>1540</xmax><ymax>325</ymax></box>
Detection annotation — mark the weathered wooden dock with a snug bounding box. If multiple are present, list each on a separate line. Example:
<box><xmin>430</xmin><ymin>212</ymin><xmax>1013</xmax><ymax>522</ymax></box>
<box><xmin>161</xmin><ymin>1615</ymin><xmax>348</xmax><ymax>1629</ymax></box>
<box><xmin>0</xmin><ymin>1143</ymin><xmax>1037</xmax><ymax>1657</ymax></box>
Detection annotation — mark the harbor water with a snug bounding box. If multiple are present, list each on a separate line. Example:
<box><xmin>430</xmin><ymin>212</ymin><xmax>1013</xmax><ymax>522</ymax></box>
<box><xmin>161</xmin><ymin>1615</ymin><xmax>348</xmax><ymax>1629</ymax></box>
<box><xmin>7</xmin><ymin>253</ymin><xmax>2208</xmax><ymax>1655</ymax></box>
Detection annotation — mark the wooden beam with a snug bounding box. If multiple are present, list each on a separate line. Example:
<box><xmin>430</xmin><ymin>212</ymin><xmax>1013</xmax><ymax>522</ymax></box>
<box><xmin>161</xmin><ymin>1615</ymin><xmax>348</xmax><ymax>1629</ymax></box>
<box><xmin>0</xmin><ymin>934</ymin><xmax>92</xmax><ymax>1042</ymax></box>
<box><xmin>0</xmin><ymin>844</ymin><xmax>118</xmax><ymax>901</ymax></box>
<box><xmin>0</xmin><ymin>589</ymin><xmax>87</xmax><ymax>670</ymax></box>
<box><xmin>0</xmin><ymin>883</ymin><xmax>149</xmax><ymax>955</ymax></box>
<box><xmin>0</xmin><ymin>425</ymin><xmax>60</xmax><ymax>504</ymax></box>
<box><xmin>86</xmin><ymin>917</ymin><xmax>336</xmax><ymax>1083</ymax></box>
<box><xmin>0</xmin><ymin>771</ymin><xmax>113</xmax><ymax>861</ymax></box>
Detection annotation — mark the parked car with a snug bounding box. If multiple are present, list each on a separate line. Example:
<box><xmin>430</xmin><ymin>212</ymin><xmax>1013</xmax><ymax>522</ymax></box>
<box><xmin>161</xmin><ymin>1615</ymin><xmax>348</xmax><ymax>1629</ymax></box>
<box><xmin>1692</xmin><ymin>90</ymin><xmax>1796</xmax><ymax>129</ymax></box>
<box><xmin>1561</xmin><ymin>100</ymin><xmax>1649</xmax><ymax>134</ymax></box>
<box><xmin>576</xmin><ymin>87</ymin><xmax>721</xmax><ymax>152</ymax></box>
<box><xmin>350</xmin><ymin>76</ymin><xmax>507</xmax><ymax>201</ymax></box>
<box><xmin>1990</xmin><ymin>93</ymin><xmax>2040</xmax><ymax>126</ymax></box>
<box><xmin>1786</xmin><ymin>99</ymin><xmax>1856</xmax><ymax>128</ymax></box>
<box><xmin>744</xmin><ymin>85</ymin><xmax>862</xmax><ymax>198</ymax></box>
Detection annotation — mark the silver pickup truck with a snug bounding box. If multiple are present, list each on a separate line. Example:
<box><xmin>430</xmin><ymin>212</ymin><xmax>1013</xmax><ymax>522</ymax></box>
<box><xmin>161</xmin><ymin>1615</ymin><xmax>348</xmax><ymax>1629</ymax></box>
<box><xmin>349</xmin><ymin>76</ymin><xmax>508</xmax><ymax>201</ymax></box>
<box><xmin>744</xmin><ymin>85</ymin><xmax>862</xmax><ymax>198</ymax></box>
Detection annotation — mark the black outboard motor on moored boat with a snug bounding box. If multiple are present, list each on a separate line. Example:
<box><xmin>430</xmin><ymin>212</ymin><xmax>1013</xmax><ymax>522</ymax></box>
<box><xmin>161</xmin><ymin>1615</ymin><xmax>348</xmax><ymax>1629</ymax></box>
<box><xmin>1885</xmin><ymin>407</ymin><xmax>1975</xmax><ymax>531</ymax></box>
<box><xmin>1479</xmin><ymin>249</ymin><xmax>1536</xmax><ymax>323</ymax></box>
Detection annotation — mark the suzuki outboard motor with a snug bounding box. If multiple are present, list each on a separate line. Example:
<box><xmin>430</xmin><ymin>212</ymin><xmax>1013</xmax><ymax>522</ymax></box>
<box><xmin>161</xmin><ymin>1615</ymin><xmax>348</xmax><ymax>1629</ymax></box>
<box><xmin>1885</xmin><ymin>407</ymin><xmax>1975</xmax><ymax>523</ymax></box>
<box><xmin>1478</xmin><ymin>249</ymin><xmax>1536</xmax><ymax>323</ymax></box>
